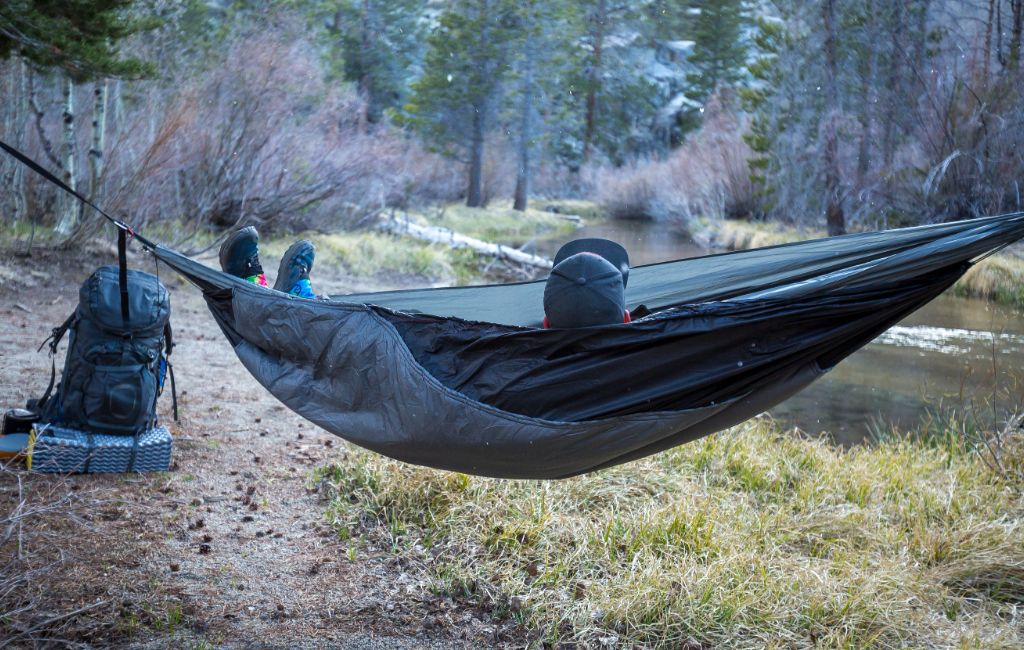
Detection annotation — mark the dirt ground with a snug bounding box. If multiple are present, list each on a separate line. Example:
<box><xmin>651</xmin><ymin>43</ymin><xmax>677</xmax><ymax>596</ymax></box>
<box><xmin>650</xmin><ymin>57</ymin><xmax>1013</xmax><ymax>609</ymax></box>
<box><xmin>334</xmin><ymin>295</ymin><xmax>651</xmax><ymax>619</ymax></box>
<box><xmin>0</xmin><ymin>244</ymin><xmax>522</xmax><ymax>648</ymax></box>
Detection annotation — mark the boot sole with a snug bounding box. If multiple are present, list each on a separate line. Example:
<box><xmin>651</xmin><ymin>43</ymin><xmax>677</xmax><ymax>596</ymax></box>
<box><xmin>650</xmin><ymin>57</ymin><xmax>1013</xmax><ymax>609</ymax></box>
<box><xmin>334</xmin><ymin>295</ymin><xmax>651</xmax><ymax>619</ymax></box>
<box><xmin>274</xmin><ymin>240</ymin><xmax>315</xmax><ymax>293</ymax></box>
<box><xmin>219</xmin><ymin>226</ymin><xmax>259</xmax><ymax>276</ymax></box>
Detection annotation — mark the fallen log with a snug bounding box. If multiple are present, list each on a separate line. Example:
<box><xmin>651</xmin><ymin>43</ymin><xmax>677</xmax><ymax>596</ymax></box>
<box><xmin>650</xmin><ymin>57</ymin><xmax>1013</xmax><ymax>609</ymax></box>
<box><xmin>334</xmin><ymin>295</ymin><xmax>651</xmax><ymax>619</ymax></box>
<box><xmin>378</xmin><ymin>215</ymin><xmax>553</xmax><ymax>269</ymax></box>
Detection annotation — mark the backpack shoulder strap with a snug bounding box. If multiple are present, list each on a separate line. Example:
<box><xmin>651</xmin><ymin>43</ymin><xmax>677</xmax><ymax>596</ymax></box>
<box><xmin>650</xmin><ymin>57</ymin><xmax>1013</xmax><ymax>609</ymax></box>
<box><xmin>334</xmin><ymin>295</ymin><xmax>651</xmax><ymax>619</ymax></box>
<box><xmin>35</xmin><ymin>312</ymin><xmax>76</xmax><ymax>413</ymax></box>
<box><xmin>118</xmin><ymin>228</ymin><xmax>130</xmax><ymax>326</ymax></box>
<box><xmin>164</xmin><ymin>321</ymin><xmax>174</xmax><ymax>356</ymax></box>
<box><xmin>162</xmin><ymin>321</ymin><xmax>178</xmax><ymax>422</ymax></box>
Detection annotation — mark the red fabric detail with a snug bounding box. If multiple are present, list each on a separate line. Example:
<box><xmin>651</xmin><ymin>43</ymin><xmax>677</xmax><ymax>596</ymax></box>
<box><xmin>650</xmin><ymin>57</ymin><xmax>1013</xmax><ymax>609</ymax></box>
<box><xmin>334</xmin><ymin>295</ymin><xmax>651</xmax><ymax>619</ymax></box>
<box><xmin>542</xmin><ymin>315</ymin><xmax>550</xmax><ymax>329</ymax></box>
<box><xmin>623</xmin><ymin>310</ymin><xmax>631</xmax><ymax>323</ymax></box>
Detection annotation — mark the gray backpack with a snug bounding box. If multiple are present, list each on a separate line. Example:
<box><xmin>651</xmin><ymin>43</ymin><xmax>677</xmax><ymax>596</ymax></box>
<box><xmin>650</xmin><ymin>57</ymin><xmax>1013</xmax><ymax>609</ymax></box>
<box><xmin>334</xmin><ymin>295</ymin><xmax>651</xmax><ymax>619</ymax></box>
<box><xmin>37</xmin><ymin>265</ymin><xmax>175</xmax><ymax>434</ymax></box>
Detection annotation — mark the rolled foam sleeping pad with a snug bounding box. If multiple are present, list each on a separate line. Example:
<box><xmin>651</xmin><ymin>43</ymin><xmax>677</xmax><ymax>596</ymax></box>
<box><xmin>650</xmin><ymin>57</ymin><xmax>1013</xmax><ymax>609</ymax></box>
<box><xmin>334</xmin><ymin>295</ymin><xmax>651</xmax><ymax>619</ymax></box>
<box><xmin>29</xmin><ymin>424</ymin><xmax>173</xmax><ymax>473</ymax></box>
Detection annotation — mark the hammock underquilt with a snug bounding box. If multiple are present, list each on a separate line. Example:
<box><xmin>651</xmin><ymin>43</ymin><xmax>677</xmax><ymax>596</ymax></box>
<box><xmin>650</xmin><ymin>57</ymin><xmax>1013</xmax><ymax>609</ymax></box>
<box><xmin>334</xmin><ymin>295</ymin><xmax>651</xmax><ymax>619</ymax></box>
<box><xmin>151</xmin><ymin>213</ymin><xmax>1024</xmax><ymax>479</ymax></box>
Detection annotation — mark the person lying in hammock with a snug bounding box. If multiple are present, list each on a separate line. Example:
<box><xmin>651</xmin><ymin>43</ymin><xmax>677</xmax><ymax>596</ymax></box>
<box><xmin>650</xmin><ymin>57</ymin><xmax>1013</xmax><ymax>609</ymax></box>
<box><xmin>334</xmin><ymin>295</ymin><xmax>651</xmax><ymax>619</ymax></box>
<box><xmin>219</xmin><ymin>226</ymin><xmax>323</xmax><ymax>299</ymax></box>
<box><xmin>543</xmin><ymin>238</ymin><xmax>632</xmax><ymax>328</ymax></box>
<box><xmin>220</xmin><ymin>227</ymin><xmax>631</xmax><ymax>327</ymax></box>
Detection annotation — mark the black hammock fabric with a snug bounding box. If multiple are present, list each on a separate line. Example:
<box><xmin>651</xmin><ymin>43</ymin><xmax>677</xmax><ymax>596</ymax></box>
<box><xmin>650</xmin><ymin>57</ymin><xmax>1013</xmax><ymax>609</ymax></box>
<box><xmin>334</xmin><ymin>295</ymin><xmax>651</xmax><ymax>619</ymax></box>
<box><xmin>147</xmin><ymin>212</ymin><xmax>1024</xmax><ymax>479</ymax></box>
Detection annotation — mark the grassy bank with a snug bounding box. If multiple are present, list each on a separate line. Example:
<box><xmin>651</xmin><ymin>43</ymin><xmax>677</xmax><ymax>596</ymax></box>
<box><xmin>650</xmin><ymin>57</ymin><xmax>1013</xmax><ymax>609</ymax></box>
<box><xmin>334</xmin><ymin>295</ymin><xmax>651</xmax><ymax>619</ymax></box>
<box><xmin>314</xmin><ymin>419</ymin><xmax>1023</xmax><ymax>648</ymax></box>
<box><xmin>259</xmin><ymin>201</ymin><xmax>591</xmax><ymax>285</ymax></box>
<box><xmin>404</xmin><ymin>200</ymin><xmax>588</xmax><ymax>247</ymax></box>
<box><xmin>696</xmin><ymin>219</ymin><xmax>1024</xmax><ymax>310</ymax></box>
<box><xmin>261</xmin><ymin>231</ymin><xmax>485</xmax><ymax>285</ymax></box>
<box><xmin>0</xmin><ymin>200</ymin><xmax>595</xmax><ymax>289</ymax></box>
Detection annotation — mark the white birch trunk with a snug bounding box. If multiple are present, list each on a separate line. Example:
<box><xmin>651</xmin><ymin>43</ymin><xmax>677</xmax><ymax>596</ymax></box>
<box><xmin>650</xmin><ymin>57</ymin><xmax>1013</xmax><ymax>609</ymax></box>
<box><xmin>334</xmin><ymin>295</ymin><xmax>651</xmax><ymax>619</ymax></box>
<box><xmin>12</xmin><ymin>57</ymin><xmax>27</xmax><ymax>222</ymax></box>
<box><xmin>28</xmin><ymin>70</ymin><xmax>61</xmax><ymax>169</ymax></box>
<box><xmin>1</xmin><ymin>61</ymin><xmax>11</xmax><ymax>220</ymax></box>
<box><xmin>1</xmin><ymin>58</ymin><xmax>27</xmax><ymax>222</ymax></box>
<box><xmin>379</xmin><ymin>215</ymin><xmax>553</xmax><ymax>269</ymax></box>
<box><xmin>54</xmin><ymin>77</ymin><xmax>78</xmax><ymax>236</ymax></box>
<box><xmin>111</xmin><ymin>79</ymin><xmax>123</xmax><ymax>132</ymax></box>
<box><xmin>88</xmin><ymin>79</ymin><xmax>108</xmax><ymax>202</ymax></box>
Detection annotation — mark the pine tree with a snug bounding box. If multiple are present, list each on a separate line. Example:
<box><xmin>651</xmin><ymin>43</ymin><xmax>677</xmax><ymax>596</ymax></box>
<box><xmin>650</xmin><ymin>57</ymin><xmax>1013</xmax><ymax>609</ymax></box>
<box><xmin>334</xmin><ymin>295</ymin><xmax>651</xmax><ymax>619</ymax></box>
<box><xmin>404</xmin><ymin>0</ymin><xmax>518</xmax><ymax>207</ymax></box>
<box><xmin>1</xmin><ymin>0</ymin><xmax>157</xmax><ymax>235</ymax></box>
<box><xmin>740</xmin><ymin>15</ymin><xmax>786</xmax><ymax>216</ymax></box>
<box><xmin>507</xmin><ymin>0</ymin><xmax>578</xmax><ymax>210</ymax></box>
<box><xmin>575</xmin><ymin>0</ymin><xmax>659</xmax><ymax>165</ymax></box>
<box><xmin>311</xmin><ymin>0</ymin><xmax>426</xmax><ymax>126</ymax></box>
<box><xmin>0</xmin><ymin>0</ymin><xmax>157</xmax><ymax>81</ymax></box>
<box><xmin>642</xmin><ymin>0</ymin><xmax>698</xmax><ymax>43</ymax></box>
<box><xmin>680</xmin><ymin>0</ymin><xmax>749</xmax><ymax>132</ymax></box>
<box><xmin>821</xmin><ymin>0</ymin><xmax>845</xmax><ymax>235</ymax></box>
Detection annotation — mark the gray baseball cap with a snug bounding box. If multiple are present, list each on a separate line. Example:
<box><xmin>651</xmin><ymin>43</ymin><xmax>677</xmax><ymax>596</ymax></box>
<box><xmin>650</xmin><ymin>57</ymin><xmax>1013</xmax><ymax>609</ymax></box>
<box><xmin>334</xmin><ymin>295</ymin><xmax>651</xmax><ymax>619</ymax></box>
<box><xmin>552</xmin><ymin>238</ymin><xmax>630</xmax><ymax>287</ymax></box>
<box><xmin>543</xmin><ymin>250</ymin><xmax>626</xmax><ymax>328</ymax></box>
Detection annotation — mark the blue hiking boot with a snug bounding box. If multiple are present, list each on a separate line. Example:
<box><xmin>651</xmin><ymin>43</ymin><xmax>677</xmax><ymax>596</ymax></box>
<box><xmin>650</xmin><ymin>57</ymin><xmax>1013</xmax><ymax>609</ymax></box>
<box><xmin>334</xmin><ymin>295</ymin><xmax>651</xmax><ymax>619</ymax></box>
<box><xmin>219</xmin><ymin>226</ymin><xmax>268</xmax><ymax>286</ymax></box>
<box><xmin>274</xmin><ymin>240</ymin><xmax>317</xmax><ymax>298</ymax></box>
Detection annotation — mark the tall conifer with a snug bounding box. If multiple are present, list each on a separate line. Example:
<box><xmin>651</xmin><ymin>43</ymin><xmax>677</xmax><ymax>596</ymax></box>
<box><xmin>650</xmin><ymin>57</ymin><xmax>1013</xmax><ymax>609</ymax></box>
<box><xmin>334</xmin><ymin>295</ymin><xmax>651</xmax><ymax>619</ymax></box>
<box><xmin>404</xmin><ymin>0</ymin><xmax>518</xmax><ymax>207</ymax></box>
<box><xmin>681</xmin><ymin>0</ymin><xmax>749</xmax><ymax>131</ymax></box>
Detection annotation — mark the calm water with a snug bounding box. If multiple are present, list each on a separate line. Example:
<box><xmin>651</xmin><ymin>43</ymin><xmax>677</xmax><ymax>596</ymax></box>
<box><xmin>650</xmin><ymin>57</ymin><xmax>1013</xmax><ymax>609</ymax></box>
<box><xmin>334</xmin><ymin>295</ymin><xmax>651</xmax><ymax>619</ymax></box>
<box><xmin>543</xmin><ymin>219</ymin><xmax>1024</xmax><ymax>444</ymax></box>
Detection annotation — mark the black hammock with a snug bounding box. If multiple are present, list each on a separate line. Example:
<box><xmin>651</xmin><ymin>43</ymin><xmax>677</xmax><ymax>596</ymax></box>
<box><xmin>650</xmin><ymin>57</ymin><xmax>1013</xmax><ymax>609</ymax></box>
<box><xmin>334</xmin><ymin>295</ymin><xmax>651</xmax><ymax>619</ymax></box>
<box><xmin>3</xmin><ymin>138</ymin><xmax>1023</xmax><ymax>479</ymax></box>
<box><xmin>142</xmin><ymin>212</ymin><xmax>1024</xmax><ymax>479</ymax></box>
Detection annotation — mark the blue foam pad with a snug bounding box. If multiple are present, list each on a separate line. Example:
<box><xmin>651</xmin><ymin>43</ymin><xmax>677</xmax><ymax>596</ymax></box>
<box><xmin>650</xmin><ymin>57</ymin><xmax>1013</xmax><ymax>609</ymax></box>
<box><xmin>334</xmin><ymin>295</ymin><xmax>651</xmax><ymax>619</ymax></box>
<box><xmin>0</xmin><ymin>433</ymin><xmax>29</xmax><ymax>458</ymax></box>
<box><xmin>30</xmin><ymin>424</ymin><xmax>172</xmax><ymax>473</ymax></box>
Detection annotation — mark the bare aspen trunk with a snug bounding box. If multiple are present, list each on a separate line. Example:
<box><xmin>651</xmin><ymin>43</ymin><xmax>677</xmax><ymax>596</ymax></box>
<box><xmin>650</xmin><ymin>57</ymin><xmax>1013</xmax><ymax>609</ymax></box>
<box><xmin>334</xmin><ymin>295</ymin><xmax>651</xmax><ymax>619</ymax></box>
<box><xmin>881</xmin><ymin>3</ymin><xmax>905</xmax><ymax>169</ymax></box>
<box><xmin>2</xmin><ymin>60</ymin><xmax>13</xmax><ymax>220</ymax></box>
<box><xmin>582</xmin><ymin>0</ymin><xmax>606</xmax><ymax>164</ymax></box>
<box><xmin>2</xmin><ymin>57</ymin><xmax>28</xmax><ymax>222</ymax></box>
<box><xmin>856</xmin><ymin>0</ymin><xmax>879</xmax><ymax>188</ymax></box>
<box><xmin>111</xmin><ymin>79</ymin><xmax>123</xmax><ymax>134</ymax></box>
<box><xmin>359</xmin><ymin>0</ymin><xmax>372</xmax><ymax>129</ymax></box>
<box><xmin>513</xmin><ymin>26</ymin><xmax>536</xmax><ymax>212</ymax></box>
<box><xmin>985</xmin><ymin>0</ymin><xmax>996</xmax><ymax>82</ymax></box>
<box><xmin>822</xmin><ymin>0</ymin><xmax>845</xmax><ymax>236</ymax></box>
<box><xmin>54</xmin><ymin>77</ymin><xmax>78</xmax><ymax>236</ymax></box>
<box><xmin>13</xmin><ymin>57</ymin><xmax>27</xmax><ymax>222</ymax></box>
<box><xmin>88</xmin><ymin>80</ymin><xmax>108</xmax><ymax>203</ymax></box>
<box><xmin>912</xmin><ymin>0</ymin><xmax>931</xmax><ymax>94</ymax></box>
<box><xmin>467</xmin><ymin>104</ymin><xmax>485</xmax><ymax>208</ymax></box>
<box><xmin>1012</xmin><ymin>0</ymin><xmax>1024</xmax><ymax>71</ymax></box>
<box><xmin>28</xmin><ymin>70</ymin><xmax>61</xmax><ymax>169</ymax></box>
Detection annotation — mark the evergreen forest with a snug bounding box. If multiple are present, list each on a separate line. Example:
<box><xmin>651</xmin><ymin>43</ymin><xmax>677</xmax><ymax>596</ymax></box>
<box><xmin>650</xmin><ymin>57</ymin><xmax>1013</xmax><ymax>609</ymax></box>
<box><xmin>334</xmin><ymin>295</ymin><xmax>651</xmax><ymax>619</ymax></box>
<box><xmin>2</xmin><ymin>0</ymin><xmax>1024</xmax><ymax>244</ymax></box>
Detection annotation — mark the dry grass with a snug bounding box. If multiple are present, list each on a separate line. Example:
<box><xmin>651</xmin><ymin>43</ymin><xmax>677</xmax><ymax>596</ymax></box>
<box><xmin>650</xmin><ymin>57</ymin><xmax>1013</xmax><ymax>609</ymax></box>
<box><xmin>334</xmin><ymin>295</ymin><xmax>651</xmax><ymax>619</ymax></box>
<box><xmin>0</xmin><ymin>465</ymin><xmax>94</xmax><ymax>646</ymax></box>
<box><xmin>313</xmin><ymin>418</ymin><xmax>1024</xmax><ymax>648</ymax></box>
<box><xmin>257</xmin><ymin>199</ymin><xmax>588</xmax><ymax>287</ymax></box>
<box><xmin>955</xmin><ymin>254</ymin><xmax>1024</xmax><ymax>310</ymax></box>
<box><xmin>695</xmin><ymin>219</ymin><xmax>824</xmax><ymax>251</ymax></box>
<box><xmin>412</xmin><ymin>201</ymin><xmax>587</xmax><ymax>247</ymax></box>
<box><xmin>259</xmin><ymin>231</ymin><xmax>481</xmax><ymax>286</ymax></box>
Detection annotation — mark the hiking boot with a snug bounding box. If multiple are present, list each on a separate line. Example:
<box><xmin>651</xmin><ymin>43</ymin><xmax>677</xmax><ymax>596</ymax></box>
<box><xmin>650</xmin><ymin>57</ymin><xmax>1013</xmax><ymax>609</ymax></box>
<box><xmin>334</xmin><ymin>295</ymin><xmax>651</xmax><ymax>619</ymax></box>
<box><xmin>219</xmin><ymin>226</ymin><xmax>267</xmax><ymax>286</ymax></box>
<box><xmin>274</xmin><ymin>239</ymin><xmax>317</xmax><ymax>298</ymax></box>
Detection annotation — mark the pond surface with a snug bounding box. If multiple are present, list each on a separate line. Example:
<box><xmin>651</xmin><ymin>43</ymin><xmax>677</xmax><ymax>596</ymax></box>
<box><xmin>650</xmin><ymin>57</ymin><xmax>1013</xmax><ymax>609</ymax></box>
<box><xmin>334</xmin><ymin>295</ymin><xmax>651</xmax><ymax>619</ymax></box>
<box><xmin>543</xmin><ymin>218</ymin><xmax>1024</xmax><ymax>445</ymax></box>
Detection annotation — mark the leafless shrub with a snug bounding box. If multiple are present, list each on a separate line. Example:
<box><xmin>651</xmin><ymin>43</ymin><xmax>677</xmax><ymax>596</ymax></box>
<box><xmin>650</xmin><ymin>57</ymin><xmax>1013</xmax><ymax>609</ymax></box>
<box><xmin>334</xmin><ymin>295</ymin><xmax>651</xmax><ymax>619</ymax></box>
<box><xmin>19</xmin><ymin>32</ymin><xmax>464</xmax><ymax>249</ymax></box>
<box><xmin>593</xmin><ymin>105</ymin><xmax>754</xmax><ymax>229</ymax></box>
<box><xmin>114</xmin><ymin>36</ymin><xmax>462</xmax><ymax>243</ymax></box>
<box><xmin>479</xmin><ymin>135</ymin><xmax>516</xmax><ymax>207</ymax></box>
<box><xmin>594</xmin><ymin>163</ymin><xmax>659</xmax><ymax>220</ymax></box>
<box><xmin>893</xmin><ymin>61</ymin><xmax>1024</xmax><ymax>223</ymax></box>
<box><xmin>530</xmin><ymin>160</ymin><xmax>597</xmax><ymax>199</ymax></box>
